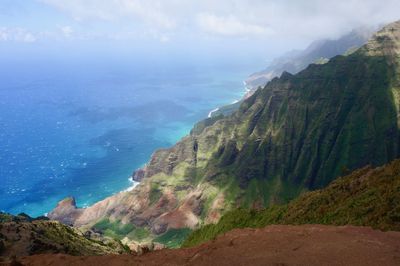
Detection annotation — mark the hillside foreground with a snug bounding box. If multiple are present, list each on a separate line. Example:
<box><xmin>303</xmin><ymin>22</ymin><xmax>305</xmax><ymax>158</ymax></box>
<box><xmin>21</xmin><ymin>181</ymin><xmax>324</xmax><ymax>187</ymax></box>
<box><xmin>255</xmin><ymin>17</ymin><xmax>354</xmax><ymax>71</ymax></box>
<box><xmin>10</xmin><ymin>224</ymin><xmax>400</xmax><ymax>266</ymax></box>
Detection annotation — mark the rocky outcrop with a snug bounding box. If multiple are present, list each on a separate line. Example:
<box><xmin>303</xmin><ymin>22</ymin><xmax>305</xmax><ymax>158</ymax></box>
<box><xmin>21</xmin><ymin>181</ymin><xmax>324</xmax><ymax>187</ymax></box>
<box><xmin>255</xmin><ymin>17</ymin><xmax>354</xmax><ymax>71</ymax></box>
<box><xmin>125</xmin><ymin>241</ymin><xmax>166</xmax><ymax>255</ymax></box>
<box><xmin>49</xmin><ymin>21</ymin><xmax>400</xmax><ymax>245</ymax></box>
<box><xmin>49</xmin><ymin>180</ymin><xmax>206</xmax><ymax>236</ymax></box>
<box><xmin>0</xmin><ymin>214</ymin><xmax>128</xmax><ymax>258</ymax></box>
<box><xmin>48</xmin><ymin>197</ymin><xmax>82</xmax><ymax>226</ymax></box>
<box><xmin>132</xmin><ymin>167</ymin><xmax>146</xmax><ymax>182</ymax></box>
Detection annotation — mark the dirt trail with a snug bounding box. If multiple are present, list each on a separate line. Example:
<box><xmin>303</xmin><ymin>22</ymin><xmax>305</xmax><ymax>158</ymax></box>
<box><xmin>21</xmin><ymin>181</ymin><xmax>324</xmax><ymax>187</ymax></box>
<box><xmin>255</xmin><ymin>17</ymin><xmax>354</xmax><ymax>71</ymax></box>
<box><xmin>14</xmin><ymin>225</ymin><xmax>400</xmax><ymax>266</ymax></box>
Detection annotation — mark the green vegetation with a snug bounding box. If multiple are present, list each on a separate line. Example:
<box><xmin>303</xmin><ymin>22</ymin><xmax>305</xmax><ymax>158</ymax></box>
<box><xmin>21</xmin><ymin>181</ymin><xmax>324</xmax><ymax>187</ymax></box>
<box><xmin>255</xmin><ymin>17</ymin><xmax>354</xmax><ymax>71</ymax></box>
<box><xmin>93</xmin><ymin>218</ymin><xmax>152</xmax><ymax>242</ymax></box>
<box><xmin>127</xmin><ymin>227</ymin><xmax>151</xmax><ymax>241</ymax></box>
<box><xmin>191</xmin><ymin>114</ymin><xmax>224</xmax><ymax>135</ymax></box>
<box><xmin>163</xmin><ymin>31</ymin><xmax>400</xmax><ymax>216</ymax></box>
<box><xmin>313</xmin><ymin>57</ymin><xmax>329</xmax><ymax>64</ymax></box>
<box><xmin>0</xmin><ymin>217</ymin><xmax>129</xmax><ymax>256</ymax></box>
<box><xmin>93</xmin><ymin>219</ymin><xmax>135</xmax><ymax>240</ymax></box>
<box><xmin>183</xmin><ymin>159</ymin><xmax>400</xmax><ymax>247</ymax></box>
<box><xmin>154</xmin><ymin>228</ymin><xmax>192</xmax><ymax>249</ymax></box>
<box><xmin>0</xmin><ymin>212</ymin><xmax>49</xmax><ymax>223</ymax></box>
<box><xmin>209</xmin><ymin>101</ymin><xmax>243</xmax><ymax>118</ymax></box>
<box><xmin>149</xmin><ymin>183</ymin><xmax>163</xmax><ymax>205</ymax></box>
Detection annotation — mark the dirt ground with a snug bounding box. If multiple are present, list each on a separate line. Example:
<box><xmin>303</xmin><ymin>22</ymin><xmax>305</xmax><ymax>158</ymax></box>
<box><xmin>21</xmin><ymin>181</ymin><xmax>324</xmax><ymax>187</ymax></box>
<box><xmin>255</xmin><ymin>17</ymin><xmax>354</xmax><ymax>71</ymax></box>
<box><xmin>9</xmin><ymin>225</ymin><xmax>400</xmax><ymax>266</ymax></box>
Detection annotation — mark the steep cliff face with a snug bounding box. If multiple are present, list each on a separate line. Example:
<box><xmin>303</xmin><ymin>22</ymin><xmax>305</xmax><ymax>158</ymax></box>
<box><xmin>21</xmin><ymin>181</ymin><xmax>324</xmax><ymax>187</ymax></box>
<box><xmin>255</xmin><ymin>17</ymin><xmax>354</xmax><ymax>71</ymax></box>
<box><xmin>141</xmin><ymin>20</ymin><xmax>400</xmax><ymax>204</ymax></box>
<box><xmin>49</xmin><ymin>21</ymin><xmax>400</xmax><ymax>243</ymax></box>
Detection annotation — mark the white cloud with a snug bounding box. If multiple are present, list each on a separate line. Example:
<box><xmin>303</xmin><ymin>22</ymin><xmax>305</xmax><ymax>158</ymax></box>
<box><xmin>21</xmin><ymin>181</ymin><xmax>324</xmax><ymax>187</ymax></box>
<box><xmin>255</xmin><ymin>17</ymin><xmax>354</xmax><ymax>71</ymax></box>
<box><xmin>120</xmin><ymin>0</ymin><xmax>176</xmax><ymax>30</ymax></box>
<box><xmin>0</xmin><ymin>27</ymin><xmax>37</xmax><ymax>43</ymax></box>
<box><xmin>159</xmin><ymin>35</ymin><xmax>170</xmax><ymax>43</ymax></box>
<box><xmin>60</xmin><ymin>26</ymin><xmax>73</xmax><ymax>38</ymax></box>
<box><xmin>196</xmin><ymin>13</ymin><xmax>271</xmax><ymax>37</ymax></box>
<box><xmin>40</xmin><ymin>0</ymin><xmax>176</xmax><ymax>29</ymax></box>
<box><xmin>34</xmin><ymin>0</ymin><xmax>400</xmax><ymax>44</ymax></box>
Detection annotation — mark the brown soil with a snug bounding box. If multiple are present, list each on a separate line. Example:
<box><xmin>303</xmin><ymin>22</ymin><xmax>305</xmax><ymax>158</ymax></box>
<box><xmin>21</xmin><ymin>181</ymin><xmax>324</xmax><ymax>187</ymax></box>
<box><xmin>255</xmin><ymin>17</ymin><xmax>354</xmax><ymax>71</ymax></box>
<box><xmin>11</xmin><ymin>225</ymin><xmax>400</xmax><ymax>266</ymax></box>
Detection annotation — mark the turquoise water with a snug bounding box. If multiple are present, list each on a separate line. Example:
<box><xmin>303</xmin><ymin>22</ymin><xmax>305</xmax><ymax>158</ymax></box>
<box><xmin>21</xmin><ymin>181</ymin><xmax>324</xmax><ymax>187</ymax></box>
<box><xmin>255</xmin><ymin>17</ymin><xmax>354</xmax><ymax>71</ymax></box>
<box><xmin>0</xmin><ymin>57</ymin><xmax>257</xmax><ymax>217</ymax></box>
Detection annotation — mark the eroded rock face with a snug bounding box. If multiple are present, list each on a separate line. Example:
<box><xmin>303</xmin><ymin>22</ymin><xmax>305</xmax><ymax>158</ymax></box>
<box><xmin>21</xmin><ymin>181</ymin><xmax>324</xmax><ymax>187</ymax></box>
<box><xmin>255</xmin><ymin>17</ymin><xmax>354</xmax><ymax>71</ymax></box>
<box><xmin>48</xmin><ymin>197</ymin><xmax>82</xmax><ymax>226</ymax></box>
<box><xmin>49</xmin><ymin>181</ymin><xmax>208</xmax><ymax>236</ymax></box>
<box><xmin>132</xmin><ymin>167</ymin><xmax>146</xmax><ymax>182</ymax></box>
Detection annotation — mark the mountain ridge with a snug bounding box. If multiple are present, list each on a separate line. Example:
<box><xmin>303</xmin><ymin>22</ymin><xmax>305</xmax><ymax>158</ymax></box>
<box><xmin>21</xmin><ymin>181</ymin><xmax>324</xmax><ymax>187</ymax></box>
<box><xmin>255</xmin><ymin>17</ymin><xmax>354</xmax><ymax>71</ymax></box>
<box><xmin>48</xmin><ymin>20</ymin><xmax>400</xmax><ymax>246</ymax></box>
<box><xmin>245</xmin><ymin>26</ymin><xmax>376</xmax><ymax>90</ymax></box>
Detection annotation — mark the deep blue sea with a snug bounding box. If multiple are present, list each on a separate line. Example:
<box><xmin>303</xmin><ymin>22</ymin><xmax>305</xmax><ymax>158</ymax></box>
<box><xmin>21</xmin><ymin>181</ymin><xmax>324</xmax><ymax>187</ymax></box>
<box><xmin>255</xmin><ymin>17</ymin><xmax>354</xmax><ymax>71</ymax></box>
<box><xmin>0</xmin><ymin>56</ymin><xmax>261</xmax><ymax>217</ymax></box>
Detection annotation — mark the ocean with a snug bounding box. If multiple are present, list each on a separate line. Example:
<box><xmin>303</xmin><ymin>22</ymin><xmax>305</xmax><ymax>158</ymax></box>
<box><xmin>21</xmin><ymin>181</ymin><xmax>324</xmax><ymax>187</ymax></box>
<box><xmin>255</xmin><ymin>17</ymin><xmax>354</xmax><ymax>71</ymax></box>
<box><xmin>0</xmin><ymin>56</ymin><xmax>262</xmax><ymax>217</ymax></box>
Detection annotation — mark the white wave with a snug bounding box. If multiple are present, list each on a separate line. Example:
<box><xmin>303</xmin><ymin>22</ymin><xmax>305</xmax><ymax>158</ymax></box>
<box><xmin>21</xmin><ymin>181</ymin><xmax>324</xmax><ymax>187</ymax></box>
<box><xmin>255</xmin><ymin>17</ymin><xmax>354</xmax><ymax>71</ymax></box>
<box><xmin>124</xmin><ymin>178</ymin><xmax>140</xmax><ymax>192</ymax></box>
<box><xmin>208</xmin><ymin>107</ymin><xmax>219</xmax><ymax>118</ymax></box>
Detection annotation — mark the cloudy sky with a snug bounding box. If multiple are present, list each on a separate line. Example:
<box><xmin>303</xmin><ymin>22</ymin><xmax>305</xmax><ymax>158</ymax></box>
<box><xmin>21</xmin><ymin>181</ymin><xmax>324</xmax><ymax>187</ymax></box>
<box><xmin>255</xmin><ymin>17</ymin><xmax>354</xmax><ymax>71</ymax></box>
<box><xmin>1</xmin><ymin>0</ymin><xmax>400</xmax><ymax>62</ymax></box>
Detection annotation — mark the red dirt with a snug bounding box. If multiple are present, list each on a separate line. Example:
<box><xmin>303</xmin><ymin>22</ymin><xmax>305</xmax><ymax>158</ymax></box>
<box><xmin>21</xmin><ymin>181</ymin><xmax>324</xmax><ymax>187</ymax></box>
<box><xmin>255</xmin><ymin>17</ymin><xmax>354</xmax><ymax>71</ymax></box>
<box><xmin>13</xmin><ymin>225</ymin><xmax>400</xmax><ymax>266</ymax></box>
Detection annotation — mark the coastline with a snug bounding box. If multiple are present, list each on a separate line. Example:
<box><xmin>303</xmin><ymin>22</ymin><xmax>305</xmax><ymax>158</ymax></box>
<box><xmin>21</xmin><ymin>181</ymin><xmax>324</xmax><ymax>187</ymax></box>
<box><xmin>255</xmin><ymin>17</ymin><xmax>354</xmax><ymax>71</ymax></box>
<box><xmin>124</xmin><ymin>178</ymin><xmax>140</xmax><ymax>192</ymax></box>
<box><xmin>114</xmin><ymin>80</ymin><xmax>250</xmax><ymax>198</ymax></box>
<box><xmin>207</xmin><ymin>107</ymin><xmax>220</xmax><ymax>118</ymax></box>
<box><xmin>206</xmin><ymin>81</ymin><xmax>255</xmax><ymax>119</ymax></box>
<box><xmin>121</xmin><ymin>80</ymin><xmax>250</xmax><ymax>198</ymax></box>
<box><xmin>38</xmin><ymin>72</ymin><xmax>255</xmax><ymax>218</ymax></box>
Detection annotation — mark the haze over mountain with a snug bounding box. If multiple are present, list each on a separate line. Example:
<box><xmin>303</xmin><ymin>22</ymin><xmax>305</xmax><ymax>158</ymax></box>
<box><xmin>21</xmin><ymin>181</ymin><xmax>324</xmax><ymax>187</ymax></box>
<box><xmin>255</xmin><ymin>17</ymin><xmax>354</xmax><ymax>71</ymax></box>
<box><xmin>245</xmin><ymin>26</ymin><xmax>377</xmax><ymax>90</ymax></box>
<box><xmin>210</xmin><ymin>27</ymin><xmax>376</xmax><ymax>118</ymax></box>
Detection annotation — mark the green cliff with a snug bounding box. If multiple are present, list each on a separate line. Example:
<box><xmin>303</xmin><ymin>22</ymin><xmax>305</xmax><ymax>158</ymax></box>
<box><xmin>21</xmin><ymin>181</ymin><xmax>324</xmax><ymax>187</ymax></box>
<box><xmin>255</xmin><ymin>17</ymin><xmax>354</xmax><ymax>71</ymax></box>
<box><xmin>48</xmin><ymin>21</ymin><xmax>400</xmax><ymax>246</ymax></box>
<box><xmin>138</xmin><ymin>20</ymin><xmax>400</xmax><ymax>208</ymax></box>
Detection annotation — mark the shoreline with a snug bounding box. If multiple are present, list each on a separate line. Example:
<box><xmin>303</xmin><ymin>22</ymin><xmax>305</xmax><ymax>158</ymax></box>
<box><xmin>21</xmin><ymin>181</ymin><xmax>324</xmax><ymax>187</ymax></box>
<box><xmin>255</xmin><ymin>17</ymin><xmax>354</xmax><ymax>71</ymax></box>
<box><xmin>207</xmin><ymin>107</ymin><xmax>220</xmax><ymax>118</ymax></box>
<box><xmin>207</xmin><ymin>81</ymin><xmax>252</xmax><ymax>119</ymax></box>
<box><xmin>123</xmin><ymin>178</ymin><xmax>140</xmax><ymax>192</ymax></box>
<box><xmin>48</xmin><ymin>78</ymin><xmax>252</xmax><ymax>216</ymax></box>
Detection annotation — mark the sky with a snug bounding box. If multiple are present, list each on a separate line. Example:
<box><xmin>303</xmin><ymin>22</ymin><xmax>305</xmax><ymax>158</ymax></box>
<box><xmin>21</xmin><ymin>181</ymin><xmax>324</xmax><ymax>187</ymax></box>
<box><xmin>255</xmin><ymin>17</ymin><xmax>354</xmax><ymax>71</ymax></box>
<box><xmin>0</xmin><ymin>0</ymin><xmax>400</xmax><ymax>64</ymax></box>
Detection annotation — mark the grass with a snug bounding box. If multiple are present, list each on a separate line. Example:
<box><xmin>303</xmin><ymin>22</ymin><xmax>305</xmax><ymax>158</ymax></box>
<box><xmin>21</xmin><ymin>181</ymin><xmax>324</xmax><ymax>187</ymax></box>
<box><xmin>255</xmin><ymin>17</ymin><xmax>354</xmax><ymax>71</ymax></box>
<box><xmin>183</xmin><ymin>159</ymin><xmax>400</xmax><ymax>247</ymax></box>
<box><xmin>127</xmin><ymin>227</ymin><xmax>151</xmax><ymax>241</ymax></box>
<box><xmin>93</xmin><ymin>218</ymin><xmax>153</xmax><ymax>242</ymax></box>
<box><xmin>93</xmin><ymin>219</ymin><xmax>135</xmax><ymax>240</ymax></box>
<box><xmin>149</xmin><ymin>183</ymin><xmax>162</xmax><ymax>205</ymax></box>
<box><xmin>154</xmin><ymin>228</ymin><xmax>192</xmax><ymax>249</ymax></box>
